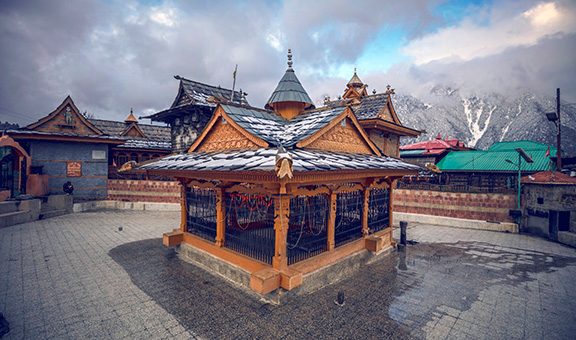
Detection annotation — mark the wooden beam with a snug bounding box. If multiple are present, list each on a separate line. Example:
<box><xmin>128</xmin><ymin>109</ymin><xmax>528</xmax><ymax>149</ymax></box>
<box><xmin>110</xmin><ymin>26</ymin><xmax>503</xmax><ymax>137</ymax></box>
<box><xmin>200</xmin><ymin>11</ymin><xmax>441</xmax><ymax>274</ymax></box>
<box><xmin>362</xmin><ymin>187</ymin><xmax>370</xmax><ymax>236</ymax></box>
<box><xmin>388</xmin><ymin>178</ymin><xmax>394</xmax><ymax>230</ymax></box>
<box><xmin>179</xmin><ymin>179</ymin><xmax>188</xmax><ymax>232</ymax></box>
<box><xmin>215</xmin><ymin>188</ymin><xmax>225</xmax><ymax>247</ymax></box>
<box><xmin>327</xmin><ymin>192</ymin><xmax>337</xmax><ymax>251</ymax></box>
<box><xmin>272</xmin><ymin>194</ymin><xmax>290</xmax><ymax>271</ymax></box>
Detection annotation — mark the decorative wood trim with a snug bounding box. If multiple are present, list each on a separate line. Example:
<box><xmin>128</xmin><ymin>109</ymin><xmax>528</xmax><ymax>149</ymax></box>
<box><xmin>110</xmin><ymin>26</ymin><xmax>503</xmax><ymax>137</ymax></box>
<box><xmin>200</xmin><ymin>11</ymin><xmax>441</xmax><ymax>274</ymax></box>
<box><xmin>297</xmin><ymin>107</ymin><xmax>381</xmax><ymax>156</ymax></box>
<box><xmin>215</xmin><ymin>188</ymin><xmax>225</xmax><ymax>247</ymax></box>
<box><xmin>121</xmin><ymin>123</ymin><xmax>146</xmax><ymax>138</ymax></box>
<box><xmin>288</xmin><ymin>184</ymin><xmax>331</xmax><ymax>196</ymax></box>
<box><xmin>327</xmin><ymin>192</ymin><xmax>336</xmax><ymax>251</ymax></box>
<box><xmin>388</xmin><ymin>178</ymin><xmax>394</xmax><ymax>229</ymax></box>
<box><xmin>362</xmin><ymin>187</ymin><xmax>370</xmax><ymax>236</ymax></box>
<box><xmin>196</xmin><ymin>116</ymin><xmax>261</xmax><ymax>152</ymax></box>
<box><xmin>272</xmin><ymin>195</ymin><xmax>290</xmax><ymax>271</ymax></box>
<box><xmin>187</xmin><ymin>179</ymin><xmax>218</xmax><ymax>190</ymax></box>
<box><xmin>359</xmin><ymin>119</ymin><xmax>421</xmax><ymax>137</ymax></box>
<box><xmin>179</xmin><ymin>179</ymin><xmax>187</xmax><ymax>232</ymax></box>
<box><xmin>25</xmin><ymin>96</ymin><xmax>103</xmax><ymax>135</ymax></box>
<box><xmin>188</xmin><ymin>106</ymin><xmax>268</xmax><ymax>153</ymax></box>
<box><xmin>224</xmin><ymin>183</ymin><xmax>272</xmax><ymax>195</ymax></box>
<box><xmin>333</xmin><ymin>183</ymin><xmax>364</xmax><ymax>193</ymax></box>
<box><xmin>146</xmin><ymin>168</ymin><xmax>418</xmax><ymax>185</ymax></box>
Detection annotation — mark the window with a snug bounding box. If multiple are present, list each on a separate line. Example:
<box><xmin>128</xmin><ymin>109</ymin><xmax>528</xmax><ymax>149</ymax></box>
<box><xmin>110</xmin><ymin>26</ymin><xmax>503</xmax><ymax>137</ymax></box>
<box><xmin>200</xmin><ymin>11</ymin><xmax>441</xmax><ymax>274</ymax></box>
<box><xmin>141</xmin><ymin>154</ymin><xmax>151</xmax><ymax>162</ymax></box>
<box><xmin>130</xmin><ymin>153</ymin><xmax>138</xmax><ymax>162</ymax></box>
<box><xmin>117</xmin><ymin>153</ymin><xmax>128</xmax><ymax>166</ymax></box>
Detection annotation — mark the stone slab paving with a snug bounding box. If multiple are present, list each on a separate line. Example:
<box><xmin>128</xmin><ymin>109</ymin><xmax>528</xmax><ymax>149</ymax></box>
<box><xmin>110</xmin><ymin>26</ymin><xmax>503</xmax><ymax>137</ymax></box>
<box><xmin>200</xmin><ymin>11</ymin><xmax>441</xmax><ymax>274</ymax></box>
<box><xmin>0</xmin><ymin>211</ymin><xmax>575</xmax><ymax>339</ymax></box>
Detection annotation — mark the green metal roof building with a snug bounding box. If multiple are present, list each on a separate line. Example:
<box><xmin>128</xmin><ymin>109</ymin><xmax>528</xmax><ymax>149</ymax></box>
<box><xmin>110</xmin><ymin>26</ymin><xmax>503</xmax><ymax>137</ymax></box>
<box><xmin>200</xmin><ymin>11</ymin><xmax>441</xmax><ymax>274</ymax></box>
<box><xmin>437</xmin><ymin>140</ymin><xmax>556</xmax><ymax>173</ymax></box>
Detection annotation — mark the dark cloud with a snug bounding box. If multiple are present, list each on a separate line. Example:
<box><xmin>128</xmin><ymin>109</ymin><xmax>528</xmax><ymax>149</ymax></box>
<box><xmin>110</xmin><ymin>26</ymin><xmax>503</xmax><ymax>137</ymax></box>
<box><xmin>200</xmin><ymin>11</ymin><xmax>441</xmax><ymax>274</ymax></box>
<box><xmin>0</xmin><ymin>0</ymin><xmax>574</xmax><ymax>127</ymax></box>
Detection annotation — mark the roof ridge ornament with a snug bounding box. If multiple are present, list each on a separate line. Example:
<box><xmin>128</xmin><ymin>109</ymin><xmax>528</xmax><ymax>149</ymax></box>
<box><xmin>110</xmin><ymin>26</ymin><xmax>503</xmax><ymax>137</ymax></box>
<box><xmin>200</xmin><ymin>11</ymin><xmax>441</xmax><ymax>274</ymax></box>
<box><xmin>287</xmin><ymin>48</ymin><xmax>293</xmax><ymax>69</ymax></box>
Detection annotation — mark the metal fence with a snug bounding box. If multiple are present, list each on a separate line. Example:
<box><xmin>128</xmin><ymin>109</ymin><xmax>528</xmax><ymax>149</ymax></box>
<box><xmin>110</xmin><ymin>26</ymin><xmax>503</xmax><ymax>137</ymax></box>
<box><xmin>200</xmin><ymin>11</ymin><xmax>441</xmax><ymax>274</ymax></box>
<box><xmin>287</xmin><ymin>195</ymin><xmax>329</xmax><ymax>265</ymax></box>
<box><xmin>186</xmin><ymin>187</ymin><xmax>218</xmax><ymax>241</ymax></box>
<box><xmin>368</xmin><ymin>188</ymin><xmax>389</xmax><ymax>233</ymax></box>
<box><xmin>335</xmin><ymin>190</ymin><xmax>363</xmax><ymax>247</ymax></box>
<box><xmin>225</xmin><ymin>193</ymin><xmax>275</xmax><ymax>264</ymax></box>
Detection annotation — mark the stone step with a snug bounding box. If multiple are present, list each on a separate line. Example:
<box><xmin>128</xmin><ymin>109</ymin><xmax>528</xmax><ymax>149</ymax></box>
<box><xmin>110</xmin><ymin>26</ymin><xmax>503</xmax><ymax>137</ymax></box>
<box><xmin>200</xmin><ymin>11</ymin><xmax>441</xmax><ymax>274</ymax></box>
<box><xmin>0</xmin><ymin>210</ymin><xmax>28</xmax><ymax>229</ymax></box>
<box><xmin>0</xmin><ymin>201</ymin><xmax>19</xmax><ymax>215</ymax></box>
<box><xmin>39</xmin><ymin>209</ymin><xmax>69</xmax><ymax>220</ymax></box>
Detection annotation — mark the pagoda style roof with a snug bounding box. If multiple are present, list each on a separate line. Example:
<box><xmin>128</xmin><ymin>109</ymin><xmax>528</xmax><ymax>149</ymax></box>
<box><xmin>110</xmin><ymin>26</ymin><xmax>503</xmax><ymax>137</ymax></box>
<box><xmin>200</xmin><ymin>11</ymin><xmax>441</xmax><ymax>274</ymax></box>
<box><xmin>219</xmin><ymin>103</ymin><xmax>345</xmax><ymax>147</ymax></box>
<box><xmin>90</xmin><ymin>118</ymin><xmax>171</xmax><ymax>150</ymax></box>
<box><xmin>265</xmin><ymin>68</ymin><xmax>314</xmax><ymax>110</ymax></box>
<box><xmin>173</xmin><ymin>75</ymin><xmax>248</xmax><ymax>109</ymax></box>
<box><xmin>140</xmin><ymin>148</ymin><xmax>419</xmax><ymax>173</ymax></box>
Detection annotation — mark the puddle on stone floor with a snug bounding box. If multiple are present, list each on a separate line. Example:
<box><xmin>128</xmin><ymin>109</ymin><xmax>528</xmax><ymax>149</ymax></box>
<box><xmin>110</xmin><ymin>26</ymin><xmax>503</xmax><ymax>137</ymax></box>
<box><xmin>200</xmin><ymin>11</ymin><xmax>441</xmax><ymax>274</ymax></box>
<box><xmin>109</xmin><ymin>239</ymin><xmax>576</xmax><ymax>339</ymax></box>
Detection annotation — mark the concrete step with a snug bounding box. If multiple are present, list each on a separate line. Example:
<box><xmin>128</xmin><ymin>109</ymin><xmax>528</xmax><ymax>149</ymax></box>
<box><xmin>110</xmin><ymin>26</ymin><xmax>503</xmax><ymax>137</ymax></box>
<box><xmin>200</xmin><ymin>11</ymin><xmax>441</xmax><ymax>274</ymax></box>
<box><xmin>0</xmin><ymin>210</ymin><xmax>29</xmax><ymax>229</ymax></box>
<box><xmin>39</xmin><ymin>209</ymin><xmax>69</xmax><ymax>220</ymax></box>
<box><xmin>0</xmin><ymin>201</ymin><xmax>19</xmax><ymax>215</ymax></box>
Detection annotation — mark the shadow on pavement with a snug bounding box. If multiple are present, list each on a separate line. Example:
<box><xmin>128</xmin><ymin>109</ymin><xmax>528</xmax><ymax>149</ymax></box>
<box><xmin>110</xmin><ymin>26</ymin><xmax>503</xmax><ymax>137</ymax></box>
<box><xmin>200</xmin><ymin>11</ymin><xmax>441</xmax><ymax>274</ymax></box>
<box><xmin>109</xmin><ymin>239</ymin><xmax>576</xmax><ymax>339</ymax></box>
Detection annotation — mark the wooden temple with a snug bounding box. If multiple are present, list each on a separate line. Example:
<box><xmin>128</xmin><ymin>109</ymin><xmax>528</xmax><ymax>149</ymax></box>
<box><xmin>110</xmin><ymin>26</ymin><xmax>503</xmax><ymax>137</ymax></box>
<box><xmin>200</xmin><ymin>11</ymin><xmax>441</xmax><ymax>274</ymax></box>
<box><xmin>142</xmin><ymin>50</ymin><xmax>421</xmax><ymax>294</ymax></box>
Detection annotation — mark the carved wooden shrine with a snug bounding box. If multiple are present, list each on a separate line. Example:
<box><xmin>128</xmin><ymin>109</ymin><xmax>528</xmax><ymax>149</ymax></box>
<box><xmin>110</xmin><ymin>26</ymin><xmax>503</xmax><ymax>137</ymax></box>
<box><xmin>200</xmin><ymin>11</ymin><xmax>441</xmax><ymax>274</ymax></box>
<box><xmin>142</xmin><ymin>51</ymin><xmax>421</xmax><ymax>294</ymax></box>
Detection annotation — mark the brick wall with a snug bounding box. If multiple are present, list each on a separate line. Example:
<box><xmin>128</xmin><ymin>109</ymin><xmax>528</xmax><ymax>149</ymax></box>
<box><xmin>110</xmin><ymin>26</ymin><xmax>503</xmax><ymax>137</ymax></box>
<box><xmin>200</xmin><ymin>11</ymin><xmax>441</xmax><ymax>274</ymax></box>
<box><xmin>394</xmin><ymin>189</ymin><xmax>517</xmax><ymax>223</ymax></box>
<box><xmin>107</xmin><ymin>180</ymin><xmax>181</xmax><ymax>203</ymax></box>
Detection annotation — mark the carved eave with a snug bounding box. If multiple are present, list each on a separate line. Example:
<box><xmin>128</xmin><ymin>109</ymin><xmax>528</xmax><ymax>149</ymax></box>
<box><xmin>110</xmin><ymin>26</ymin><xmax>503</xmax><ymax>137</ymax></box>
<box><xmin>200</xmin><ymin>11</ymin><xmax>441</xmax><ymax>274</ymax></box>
<box><xmin>121</xmin><ymin>123</ymin><xmax>146</xmax><ymax>138</ymax></box>
<box><xmin>25</xmin><ymin>96</ymin><xmax>104</xmax><ymax>135</ymax></box>
<box><xmin>342</xmin><ymin>86</ymin><xmax>367</xmax><ymax>101</ymax></box>
<box><xmin>297</xmin><ymin>107</ymin><xmax>382</xmax><ymax>156</ymax></box>
<box><xmin>188</xmin><ymin>105</ymin><xmax>269</xmax><ymax>153</ymax></box>
<box><xmin>360</xmin><ymin>118</ymin><xmax>421</xmax><ymax>137</ymax></box>
<box><xmin>145</xmin><ymin>168</ymin><xmax>417</xmax><ymax>186</ymax></box>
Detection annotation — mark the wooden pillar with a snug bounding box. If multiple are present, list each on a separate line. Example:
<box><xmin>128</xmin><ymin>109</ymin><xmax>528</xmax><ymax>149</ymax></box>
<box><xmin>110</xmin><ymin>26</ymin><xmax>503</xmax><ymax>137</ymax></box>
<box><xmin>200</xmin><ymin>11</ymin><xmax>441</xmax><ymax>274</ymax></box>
<box><xmin>272</xmin><ymin>194</ymin><xmax>290</xmax><ymax>270</ymax></box>
<box><xmin>215</xmin><ymin>188</ymin><xmax>225</xmax><ymax>247</ymax></box>
<box><xmin>327</xmin><ymin>192</ymin><xmax>337</xmax><ymax>251</ymax></box>
<box><xmin>179</xmin><ymin>180</ymin><xmax>188</xmax><ymax>233</ymax></box>
<box><xmin>388</xmin><ymin>179</ymin><xmax>394</xmax><ymax>229</ymax></box>
<box><xmin>362</xmin><ymin>187</ymin><xmax>370</xmax><ymax>236</ymax></box>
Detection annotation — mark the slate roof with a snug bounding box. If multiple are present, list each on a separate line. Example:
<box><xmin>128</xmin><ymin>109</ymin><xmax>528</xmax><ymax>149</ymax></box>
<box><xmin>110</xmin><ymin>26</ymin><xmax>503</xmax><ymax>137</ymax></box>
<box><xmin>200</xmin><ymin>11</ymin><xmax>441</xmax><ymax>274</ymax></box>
<box><xmin>325</xmin><ymin>93</ymin><xmax>388</xmax><ymax>120</ymax></box>
<box><xmin>89</xmin><ymin>119</ymin><xmax>172</xmax><ymax>150</ymax></box>
<box><xmin>141</xmin><ymin>148</ymin><xmax>420</xmax><ymax>173</ymax></box>
<box><xmin>174</xmin><ymin>76</ymin><xmax>249</xmax><ymax>109</ymax></box>
<box><xmin>89</xmin><ymin>119</ymin><xmax>170</xmax><ymax>141</ymax></box>
<box><xmin>266</xmin><ymin>69</ymin><xmax>314</xmax><ymax>109</ymax></box>
<box><xmin>221</xmin><ymin>103</ymin><xmax>346</xmax><ymax>147</ymax></box>
<box><xmin>6</xmin><ymin>129</ymin><xmax>125</xmax><ymax>142</ymax></box>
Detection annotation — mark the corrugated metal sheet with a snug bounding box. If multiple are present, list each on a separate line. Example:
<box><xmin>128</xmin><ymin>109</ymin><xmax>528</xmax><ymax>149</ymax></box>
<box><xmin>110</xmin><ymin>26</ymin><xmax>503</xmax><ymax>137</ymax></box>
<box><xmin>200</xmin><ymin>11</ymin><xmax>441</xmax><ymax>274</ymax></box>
<box><xmin>437</xmin><ymin>141</ymin><xmax>556</xmax><ymax>172</ymax></box>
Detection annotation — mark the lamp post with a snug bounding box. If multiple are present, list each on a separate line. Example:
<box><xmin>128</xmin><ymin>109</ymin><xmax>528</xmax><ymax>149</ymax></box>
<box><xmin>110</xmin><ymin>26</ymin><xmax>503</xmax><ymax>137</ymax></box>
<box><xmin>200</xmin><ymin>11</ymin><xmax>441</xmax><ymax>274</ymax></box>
<box><xmin>545</xmin><ymin>88</ymin><xmax>561</xmax><ymax>170</ymax></box>
<box><xmin>506</xmin><ymin>148</ymin><xmax>534</xmax><ymax>210</ymax></box>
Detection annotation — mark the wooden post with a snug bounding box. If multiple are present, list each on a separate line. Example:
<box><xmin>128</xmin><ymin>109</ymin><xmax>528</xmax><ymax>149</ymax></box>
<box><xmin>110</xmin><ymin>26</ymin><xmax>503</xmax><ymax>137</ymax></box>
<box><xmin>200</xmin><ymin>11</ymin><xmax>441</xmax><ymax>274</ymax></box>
<box><xmin>215</xmin><ymin>188</ymin><xmax>225</xmax><ymax>247</ymax></box>
<box><xmin>388</xmin><ymin>179</ymin><xmax>394</xmax><ymax>229</ymax></box>
<box><xmin>179</xmin><ymin>179</ymin><xmax>187</xmax><ymax>233</ymax></box>
<box><xmin>362</xmin><ymin>187</ymin><xmax>370</xmax><ymax>236</ymax></box>
<box><xmin>327</xmin><ymin>192</ymin><xmax>337</xmax><ymax>251</ymax></box>
<box><xmin>272</xmin><ymin>194</ymin><xmax>290</xmax><ymax>270</ymax></box>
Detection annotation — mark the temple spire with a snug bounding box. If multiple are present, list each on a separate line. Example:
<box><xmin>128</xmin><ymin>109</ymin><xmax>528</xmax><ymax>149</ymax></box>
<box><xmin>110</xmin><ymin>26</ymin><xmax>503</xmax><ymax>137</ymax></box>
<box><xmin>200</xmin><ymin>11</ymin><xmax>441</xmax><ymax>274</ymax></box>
<box><xmin>287</xmin><ymin>49</ymin><xmax>293</xmax><ymax>69</ymax></box>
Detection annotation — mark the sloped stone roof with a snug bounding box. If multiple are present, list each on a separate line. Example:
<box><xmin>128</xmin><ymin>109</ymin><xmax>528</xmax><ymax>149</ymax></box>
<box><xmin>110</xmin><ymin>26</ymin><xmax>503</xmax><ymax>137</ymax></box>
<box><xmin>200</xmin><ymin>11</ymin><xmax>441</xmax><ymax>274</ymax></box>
<box><xmin>141</xmin><ymin>148</ymin><xmax>420</xmax><ymax>173</ymax></box>
<box><xmin>89</xmin><ymin>119</ymin><xmax>171</xmax><ymax>150</ymax></box>
<box><xmin>221</xmin><ymin>103</ymin><xmax>345</xmax><ymax>147</ymax></box>
<box><xmin>174</xmin><ymin>76</ymin><xmax>249</xmax><ymax>108</ymax></box>
<box><xmin>265</xmin><ymin>69</ymin><xmax>314</xmax><ymax>109</ymax></box>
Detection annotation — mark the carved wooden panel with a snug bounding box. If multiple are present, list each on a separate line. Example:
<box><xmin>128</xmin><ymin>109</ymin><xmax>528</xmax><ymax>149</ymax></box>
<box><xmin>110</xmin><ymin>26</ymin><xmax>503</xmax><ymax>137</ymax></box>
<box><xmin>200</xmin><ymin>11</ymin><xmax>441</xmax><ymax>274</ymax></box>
<box><xmin>122</xmin><ymin>124</ymin><xmax>145</xmax><ymax>138</ymax></box>
<box><xmin>197</xmin><ymin>118</ymin><xmax>260</xmax><ymax>152</ymax></box>
<box><xmin>306</xmin><ymin>118</ymin><xmax>372</xmax><ymax>154</ymax></box>
<box><xmin>33</xmin><ymin>104</ymin><xmax>98</xmax><ymax>136</ymax></box>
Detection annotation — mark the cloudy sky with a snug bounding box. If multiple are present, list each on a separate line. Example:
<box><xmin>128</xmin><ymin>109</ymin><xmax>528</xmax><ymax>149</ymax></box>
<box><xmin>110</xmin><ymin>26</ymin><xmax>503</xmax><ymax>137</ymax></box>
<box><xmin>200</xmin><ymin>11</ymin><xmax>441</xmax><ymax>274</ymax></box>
<box><xmin>1</xmin><ymin>0</ymin><xmax>575</xmax><ymax>124</ymax></box>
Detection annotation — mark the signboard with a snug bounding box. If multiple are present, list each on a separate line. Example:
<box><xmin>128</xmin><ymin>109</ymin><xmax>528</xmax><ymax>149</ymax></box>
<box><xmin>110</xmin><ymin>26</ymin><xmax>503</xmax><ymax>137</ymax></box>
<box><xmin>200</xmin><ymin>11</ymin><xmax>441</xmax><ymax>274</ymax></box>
<box><xmin>92</xmin><ymin>150</ymin><xmax>106</xmax><ymax>160</ymax></box>
<box><xmin>66</xmin><ymin>161</ymin><xmax>82</xmax><ymax>177</ymax></box>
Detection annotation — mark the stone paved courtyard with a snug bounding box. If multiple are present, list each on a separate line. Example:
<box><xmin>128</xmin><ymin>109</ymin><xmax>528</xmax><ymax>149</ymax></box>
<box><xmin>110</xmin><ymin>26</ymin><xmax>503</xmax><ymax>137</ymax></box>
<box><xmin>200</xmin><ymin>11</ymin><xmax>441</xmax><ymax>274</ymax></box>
<box><xmin>1</xmin><ymin>210</ymin><xmax>576</xmax><ymax>339</ymax></box>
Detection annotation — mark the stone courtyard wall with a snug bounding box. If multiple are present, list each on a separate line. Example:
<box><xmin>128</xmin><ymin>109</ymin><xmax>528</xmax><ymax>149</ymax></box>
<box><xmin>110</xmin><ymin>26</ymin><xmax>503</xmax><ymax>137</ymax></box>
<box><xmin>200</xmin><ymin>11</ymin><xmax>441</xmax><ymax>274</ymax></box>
<box><xmin>394</xmin><ymin>189</ymin><xmax>517</xmax><ymax>223</ymax></box>
<box><xmin>107</xmin><ymin>179</ymin><xmax>180</xmax><ymax>203</ymax></box>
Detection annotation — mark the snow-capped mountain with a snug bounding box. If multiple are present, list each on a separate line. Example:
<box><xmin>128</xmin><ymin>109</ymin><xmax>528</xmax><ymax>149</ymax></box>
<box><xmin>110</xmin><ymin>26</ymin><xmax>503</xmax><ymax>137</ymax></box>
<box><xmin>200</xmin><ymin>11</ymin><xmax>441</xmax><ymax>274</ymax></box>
<box><xmin>394</xmin><ymin>86</ymin><xmax>576</xmax><ymax>154</ymax></box>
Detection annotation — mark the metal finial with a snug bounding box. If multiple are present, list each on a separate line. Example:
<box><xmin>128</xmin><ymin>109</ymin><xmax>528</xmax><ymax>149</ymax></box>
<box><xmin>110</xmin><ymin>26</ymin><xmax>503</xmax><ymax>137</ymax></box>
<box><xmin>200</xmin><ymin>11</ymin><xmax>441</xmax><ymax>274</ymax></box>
<box><xmin>354</xmin><ymin>67</ymin><xmax>357</xmax><ymax>74</ymax></box>
<box><xmin>385</xmin><ymin>84</ymin><xmax>395</xmax><ymax>95</ymax></box>
<box><xmin>130</xmin><ymin>108</ymin><xmax>133</xmax><ymax>114</ymax></box>
<box><xmin>287</xmin><ymin>49</ymin><xmax>293</xmax><ymax>69</ymax></box>
<box><xmin>372</xmin><ymin>89</ymin><xmax>377</xmax><ymax>94</ymax></box>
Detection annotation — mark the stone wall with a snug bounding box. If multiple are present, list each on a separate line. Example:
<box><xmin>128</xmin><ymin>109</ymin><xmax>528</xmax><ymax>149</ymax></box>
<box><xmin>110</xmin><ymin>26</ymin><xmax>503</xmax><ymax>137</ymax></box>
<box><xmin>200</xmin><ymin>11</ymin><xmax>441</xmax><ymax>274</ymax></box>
<box><xmin>107</xmin><ymin>179</ymin><xmax>181</xmax><ymax>203</ymax></box>
<box><xmin>522</xmin><ymin>184</ymin><xmax>576</xmax><ymax>237</ymax></box>
<box><xmin>28</xmin><ymin>140</ymin><xmax>108</xmax><ymax>200</ymax></box>
<box><xmin>394</xmin><ymin>189</ymin><xmax>517</xmax><ymax>223</ymax></box>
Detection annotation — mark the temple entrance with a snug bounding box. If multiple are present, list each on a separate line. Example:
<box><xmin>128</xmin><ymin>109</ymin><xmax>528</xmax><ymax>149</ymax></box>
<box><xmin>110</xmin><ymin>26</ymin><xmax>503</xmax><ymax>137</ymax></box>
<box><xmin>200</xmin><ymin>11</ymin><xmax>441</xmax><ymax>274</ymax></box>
<box><xmin>186</xmin><ymin>187</ymin><xmax>218</xmax><ymax>241</ymax></box>
<box><xmin>0</xmin><ymin>149</ymin><xmax>15</xmax><ymax>195</ymax></box>
<box><xmin>0</xmin><ymin>136</ymin><xmax>31</xmax><ymax>199</ymax></box>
